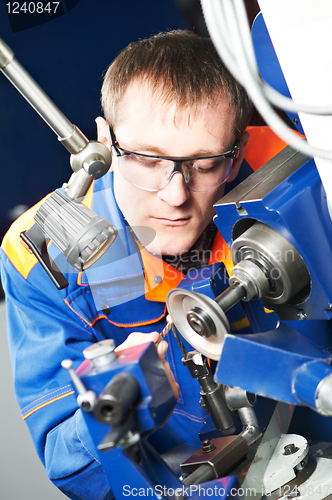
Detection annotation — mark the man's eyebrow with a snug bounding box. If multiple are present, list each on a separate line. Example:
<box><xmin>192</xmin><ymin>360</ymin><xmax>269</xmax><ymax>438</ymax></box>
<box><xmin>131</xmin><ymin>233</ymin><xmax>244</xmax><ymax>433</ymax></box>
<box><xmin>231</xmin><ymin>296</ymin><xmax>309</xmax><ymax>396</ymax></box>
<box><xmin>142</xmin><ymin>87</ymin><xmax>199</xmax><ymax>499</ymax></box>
<box><xmin>120</xmin><ymin>141</ymin><xmax>232</xmax><ymax>157</ymax></box>
<box><xmin>121</xmin><ymin>141</ymin><xmax>169</xmax><ymax>155</ymax></box>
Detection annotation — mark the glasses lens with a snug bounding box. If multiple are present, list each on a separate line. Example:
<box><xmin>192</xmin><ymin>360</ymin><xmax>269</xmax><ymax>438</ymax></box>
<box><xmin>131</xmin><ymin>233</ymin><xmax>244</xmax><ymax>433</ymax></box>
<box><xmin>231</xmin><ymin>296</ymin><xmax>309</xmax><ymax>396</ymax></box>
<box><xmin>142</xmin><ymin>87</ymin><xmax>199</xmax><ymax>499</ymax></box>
<box><xmin>117</xmin><ymin>153</ymin><xmax>233</xmax><ymax>192</ymax></box>
<box><xmin>117</xmin><ymin>154</ymin><xmax>175</xmax><ymax>191</ymax></box>
<box><xmin>185</xmin><ymin>157</ymin><xmax>233</xmax><ymax>192</ymax></box>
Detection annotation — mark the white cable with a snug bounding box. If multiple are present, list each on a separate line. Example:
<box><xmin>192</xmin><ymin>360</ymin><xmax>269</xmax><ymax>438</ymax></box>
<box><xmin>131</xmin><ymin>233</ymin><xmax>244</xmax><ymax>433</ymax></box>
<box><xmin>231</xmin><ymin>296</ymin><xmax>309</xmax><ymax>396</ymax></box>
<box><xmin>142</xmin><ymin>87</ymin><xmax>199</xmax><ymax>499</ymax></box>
<box><xmin>231</xmin><ymin>0</ymin><xmax>332</xmax><ymax>115</ymax></box>
<box><xmin>200</xmin><ymin>0</ymin><xmax>332</xmax><ymax>160</ymax></box>
<box><xmin>204</xmin><ymin>0</ymin><xmax>245</xmax><ymax>85</ymax></box>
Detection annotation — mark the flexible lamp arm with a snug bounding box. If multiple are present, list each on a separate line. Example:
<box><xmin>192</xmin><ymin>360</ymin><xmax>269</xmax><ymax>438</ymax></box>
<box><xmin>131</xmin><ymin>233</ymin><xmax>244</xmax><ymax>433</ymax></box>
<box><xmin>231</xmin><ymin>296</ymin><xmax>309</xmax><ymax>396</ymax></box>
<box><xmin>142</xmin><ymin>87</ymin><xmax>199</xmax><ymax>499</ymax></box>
<box><xmin>0</xmin><ymin>37</ymin><xmax>111</xmax><ymax>199</ymax></box>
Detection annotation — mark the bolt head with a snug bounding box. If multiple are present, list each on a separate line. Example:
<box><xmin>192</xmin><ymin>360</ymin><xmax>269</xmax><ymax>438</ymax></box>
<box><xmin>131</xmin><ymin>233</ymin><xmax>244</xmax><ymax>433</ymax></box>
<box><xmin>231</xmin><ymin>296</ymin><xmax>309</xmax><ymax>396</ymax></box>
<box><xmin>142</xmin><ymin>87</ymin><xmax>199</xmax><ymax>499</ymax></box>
<box><xmin>283</xmin><ymin>443</ymin><xmax>299</xmax><ymax>455</ymax></box>
<box><xmin>83</xmin><ymin>339</ymin><xmax>116</xmax><ymax>360</ymax></box>
<box><xmin>61</xmin><ymin>359</ymin><xmax>73</xmax><ymax>370</ymax></box>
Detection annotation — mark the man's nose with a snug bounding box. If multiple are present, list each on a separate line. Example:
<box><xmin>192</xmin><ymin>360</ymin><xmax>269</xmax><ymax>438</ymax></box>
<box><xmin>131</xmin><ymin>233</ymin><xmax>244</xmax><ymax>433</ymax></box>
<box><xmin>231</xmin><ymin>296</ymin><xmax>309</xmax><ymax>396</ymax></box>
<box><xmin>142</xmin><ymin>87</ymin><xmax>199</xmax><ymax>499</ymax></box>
<box><xmin>157</xmin><ymin>170</ymin><xmax>190</xmax><ymax>206</ymax></box>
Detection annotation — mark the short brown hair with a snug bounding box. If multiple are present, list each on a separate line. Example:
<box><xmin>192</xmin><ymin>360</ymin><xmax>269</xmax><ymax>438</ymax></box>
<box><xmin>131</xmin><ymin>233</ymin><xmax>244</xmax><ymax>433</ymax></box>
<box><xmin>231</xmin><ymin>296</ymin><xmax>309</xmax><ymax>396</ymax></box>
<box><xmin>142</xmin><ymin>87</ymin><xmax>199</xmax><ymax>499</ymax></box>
<box><xmin>101</xmin><ymin>30</ymin><xmax>252</xmax><ymax>135</ymax></box>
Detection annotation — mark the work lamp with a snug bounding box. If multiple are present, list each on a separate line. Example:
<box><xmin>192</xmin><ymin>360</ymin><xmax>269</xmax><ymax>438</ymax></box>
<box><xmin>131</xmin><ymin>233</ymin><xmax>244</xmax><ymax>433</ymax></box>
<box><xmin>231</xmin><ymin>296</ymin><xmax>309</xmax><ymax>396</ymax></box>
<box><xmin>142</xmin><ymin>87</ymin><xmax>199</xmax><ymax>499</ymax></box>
<box><xmin>0</xmin><ymin>37</ymin><xmax>117</xmax><ymax>287</ymax></box>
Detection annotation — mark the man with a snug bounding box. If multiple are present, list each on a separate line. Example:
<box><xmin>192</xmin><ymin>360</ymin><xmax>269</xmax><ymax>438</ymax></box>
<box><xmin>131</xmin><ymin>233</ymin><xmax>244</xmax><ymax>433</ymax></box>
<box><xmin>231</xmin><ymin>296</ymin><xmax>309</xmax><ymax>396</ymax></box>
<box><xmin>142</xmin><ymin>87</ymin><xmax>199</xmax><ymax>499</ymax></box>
<box><xmin>0</xmin><ymin>30</ymin><xmax>272</xmax><ymax>499</ymax></box>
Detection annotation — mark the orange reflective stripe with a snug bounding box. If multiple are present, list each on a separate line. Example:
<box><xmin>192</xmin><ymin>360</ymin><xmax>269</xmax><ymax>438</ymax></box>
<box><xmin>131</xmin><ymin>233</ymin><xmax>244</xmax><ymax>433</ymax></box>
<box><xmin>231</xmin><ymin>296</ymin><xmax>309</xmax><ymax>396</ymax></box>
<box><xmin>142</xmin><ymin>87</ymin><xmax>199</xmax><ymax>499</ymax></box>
<box><xmin>107</xmin><ymin>306</ymin><xmax>167</xmax><ymax>328</ymax></box>
<box><xmin>64</xmin><ymin>297</ymin><xmax>93</xmax><ymax>327</ymax></box>
<box><xmin>1</xmin><ymin>193</ymin><xmax>52</xmax><ymax>279</ymax></box>
<box><xmin>245</xmin><ymin>126</ymin><xmax>288</xmax><ymax>171</ymax></box>
<box><xmin>77</xmin><ymin>272</ymin><xmax>88</xmax><ymax>286</ymax></box>
<box><xmin>65</xmin><ymin>295</ymin><xmax>166</xmax><ymax>329</ymax></box>
<box><xmin>22</xmin><ymin>390</ymin><xmax>75</xmax><ymax>420</ymax></box>
<box><xmin>140</xmin><ymin>246</ymin><xmax>184</xmax><ymax>303</ymax></box>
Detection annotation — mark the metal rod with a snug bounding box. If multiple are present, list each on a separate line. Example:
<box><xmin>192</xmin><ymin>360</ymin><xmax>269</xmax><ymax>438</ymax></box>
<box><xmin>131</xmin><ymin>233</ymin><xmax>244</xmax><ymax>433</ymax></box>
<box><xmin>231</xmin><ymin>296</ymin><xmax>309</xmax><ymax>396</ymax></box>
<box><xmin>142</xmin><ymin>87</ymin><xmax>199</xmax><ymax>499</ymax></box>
<box><xmin>156</xmin><ymin>320</ymin><xmax>189</xmax><ymax>360</ymax></box>
<box><xmin>156</xmin><ymin>320</ymin><xmax>173</xmax><ymax>346</ymax></box>
<box><xmin>182</xmin><ymin>463</ymin><xmax>214</xmax><ymax>486</ymax></box>
<box><xmin>214</xmin><ymin>282</ymin><xmax>246</xmax><ymax>313</ymax></box>
<box><xmin>172</xmin><ymin>323</ymin><xmax>189</xmax><ymax>359</ymax></box>
<box><xmin>199</xmin><ymin>374</ymin><xmax>236</xmax><ymax>436</ymax></box>
<box><xmin>226</xmin><ymin>387</ymin><xmax>256</xmax><ymax>410</ymax></box>
<box><xmin>0</xmin><ymin>38</ymin><xmax>88</xmax><ymax>154</ymax></box>
<box><xmin>238</xmin><ymin>406</ymin><xmax>262</xmax><ymax>446</ymax></box>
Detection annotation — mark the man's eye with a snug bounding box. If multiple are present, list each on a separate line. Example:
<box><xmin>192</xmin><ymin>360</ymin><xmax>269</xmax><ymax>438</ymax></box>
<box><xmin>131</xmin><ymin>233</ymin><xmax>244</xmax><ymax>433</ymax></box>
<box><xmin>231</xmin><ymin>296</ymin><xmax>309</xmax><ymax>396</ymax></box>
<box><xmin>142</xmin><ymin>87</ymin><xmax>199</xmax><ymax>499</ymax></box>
<box><xmin>135</xmin><ymin>155</ymin><xmax>159</xmax><ymax>167</ymax></box>
<box><xmin>194</xmin><ymin>160</ymin><xmax>219</xmax><ymax>172</ymax></box>
<box><xmin>194</xmin><ymin>157</ymin><xmax>229</xmax><ymax>172</ymax></box>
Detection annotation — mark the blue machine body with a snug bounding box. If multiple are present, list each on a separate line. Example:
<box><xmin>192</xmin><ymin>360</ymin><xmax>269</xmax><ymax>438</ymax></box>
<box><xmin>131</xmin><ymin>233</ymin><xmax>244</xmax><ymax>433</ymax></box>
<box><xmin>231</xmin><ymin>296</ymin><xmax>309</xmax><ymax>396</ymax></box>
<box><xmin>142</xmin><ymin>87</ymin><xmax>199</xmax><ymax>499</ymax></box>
<box><xmin>77</xmin><ymin>342</ymin><xmax>175</xmax><ymax>445</ymax></box>
<box><xmin>76</xmin><ymin>341</ymin><xmax>242</xmax><ymax>499</ymax></box>
<box><xmin>172</xmin><ymin>150</ymin><xmax>332</xmax><ymax>411</ymax></box>
<box><xmin>252</xmin><ymin>12</ymin><xmax>305</xmax><ymax>135</ymax></box>
<box><xmin>212</xmin><ymin>150</ymin><xmax>332</xmax><ymax>411</ymax></box>
<box><xmin>214</xmin><ymin>156</ymin><xmax>332</xmax><ymax>320</ymax></box>
<box><xmin>77</xmin><ymin>342</ymin><xmax>181</xmax><ymax>498</ymax></box>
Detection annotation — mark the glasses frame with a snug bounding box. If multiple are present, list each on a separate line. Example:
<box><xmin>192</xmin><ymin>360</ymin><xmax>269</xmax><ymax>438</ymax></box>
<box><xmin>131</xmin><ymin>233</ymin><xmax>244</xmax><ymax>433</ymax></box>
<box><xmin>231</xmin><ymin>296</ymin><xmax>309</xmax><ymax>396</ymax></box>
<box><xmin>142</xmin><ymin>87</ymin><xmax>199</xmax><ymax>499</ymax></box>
<box><xmin>109</xmin><ymin>127</ymin><xmax>240</xmax><ymax>192</ymax></box>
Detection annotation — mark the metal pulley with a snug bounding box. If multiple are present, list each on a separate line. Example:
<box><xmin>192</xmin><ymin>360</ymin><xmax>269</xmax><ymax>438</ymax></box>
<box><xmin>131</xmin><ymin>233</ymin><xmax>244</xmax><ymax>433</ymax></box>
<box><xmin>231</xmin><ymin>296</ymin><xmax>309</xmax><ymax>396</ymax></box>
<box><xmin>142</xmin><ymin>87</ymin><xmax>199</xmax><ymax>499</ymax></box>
<box><xmin>167</xmin><ymin>222</ymin><xmax>311</xmax><ymax>360</ymax></box>
<box><xmin>231</xmin><ymin>221</ymin><xmax>310</xmax><ymax>305</ymax></box>
<box><xmin>166</xmin><ymin>289</ymin><xmax>230</xmax><ymax>360</ymax></box>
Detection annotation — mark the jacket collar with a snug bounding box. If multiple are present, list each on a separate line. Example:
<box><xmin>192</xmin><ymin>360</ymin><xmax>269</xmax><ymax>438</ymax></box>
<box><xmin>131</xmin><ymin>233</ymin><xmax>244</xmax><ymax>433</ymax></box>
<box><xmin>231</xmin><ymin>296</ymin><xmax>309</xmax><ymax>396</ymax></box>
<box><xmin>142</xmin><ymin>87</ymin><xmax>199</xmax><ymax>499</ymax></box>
<box><xmin>77</xmin><ymin>172</ymin><xmax>184</xmax><ymax>302</ymax></box>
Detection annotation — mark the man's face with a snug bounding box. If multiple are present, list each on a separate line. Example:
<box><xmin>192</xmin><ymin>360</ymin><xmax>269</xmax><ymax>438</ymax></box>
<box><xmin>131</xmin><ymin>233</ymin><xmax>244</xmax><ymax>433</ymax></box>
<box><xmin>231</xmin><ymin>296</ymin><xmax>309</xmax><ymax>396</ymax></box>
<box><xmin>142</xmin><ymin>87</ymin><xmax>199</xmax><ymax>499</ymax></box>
<box><xmin>112</xmin><ymin>82</ymin><xmax>244</xmax><ymax>256</ymax></box>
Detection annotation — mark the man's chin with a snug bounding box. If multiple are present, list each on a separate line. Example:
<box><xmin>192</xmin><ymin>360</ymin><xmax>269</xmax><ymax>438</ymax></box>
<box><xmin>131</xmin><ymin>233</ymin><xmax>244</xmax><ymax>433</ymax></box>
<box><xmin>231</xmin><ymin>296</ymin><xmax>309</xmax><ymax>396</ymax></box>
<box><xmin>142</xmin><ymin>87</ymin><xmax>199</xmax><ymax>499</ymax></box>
<box><xmin>145</xmin><ymin>238</ymin><xmax>196</xmax><ymax>257</ymax></box>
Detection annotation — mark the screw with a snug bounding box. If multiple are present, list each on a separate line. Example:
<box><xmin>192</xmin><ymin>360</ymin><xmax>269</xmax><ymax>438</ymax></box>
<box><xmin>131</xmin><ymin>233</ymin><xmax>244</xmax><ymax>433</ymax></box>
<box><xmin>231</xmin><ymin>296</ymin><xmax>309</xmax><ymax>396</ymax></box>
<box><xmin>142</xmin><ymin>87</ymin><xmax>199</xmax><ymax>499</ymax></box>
<box><xmin>283</xmin><ymin>443</ymin><xmax>299</xmax><ymax>455</ymax></box>
<box><xmin>297</xmin><ymin>311</ymin><xmax>307</xmax><ymax>320</ymax></box>
<box><xmin>201</xmin><ymin>439</ymin><xmax>216</xmax><ymax>453</ymax></box>
<box><xmin>101</xmin><ymin>304</ymin><xmax>111</xmax><ymax>315</ymax></box>
<box><xmin>200</xmin><ymin>396</ymin><xmax>207</xmax><ymax>410</ymax></box>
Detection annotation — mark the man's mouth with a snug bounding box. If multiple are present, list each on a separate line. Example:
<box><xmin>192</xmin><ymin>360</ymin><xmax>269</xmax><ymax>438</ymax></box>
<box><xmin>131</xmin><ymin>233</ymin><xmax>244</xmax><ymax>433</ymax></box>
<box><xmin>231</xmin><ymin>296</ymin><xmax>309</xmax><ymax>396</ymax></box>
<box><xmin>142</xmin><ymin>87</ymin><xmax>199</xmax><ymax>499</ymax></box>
<box><xmin>152</xmin><ymin>216</ymin><xmax>191</xmax><ymax>227</ymax></box>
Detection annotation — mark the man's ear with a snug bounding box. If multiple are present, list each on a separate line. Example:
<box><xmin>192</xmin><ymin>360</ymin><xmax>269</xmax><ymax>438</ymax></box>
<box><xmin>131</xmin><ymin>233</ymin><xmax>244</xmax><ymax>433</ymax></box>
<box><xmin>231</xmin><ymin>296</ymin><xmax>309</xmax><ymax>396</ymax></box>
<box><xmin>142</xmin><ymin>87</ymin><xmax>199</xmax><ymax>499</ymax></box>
<box><xmin>227</xmin><ymin>130</ymin><xmax>250</xmax><ymax>182</ymax></box>
<box><xmin>95</xmin><ymin>116</ymin><xmax>112</xmax><ymax>149</ymax></box>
